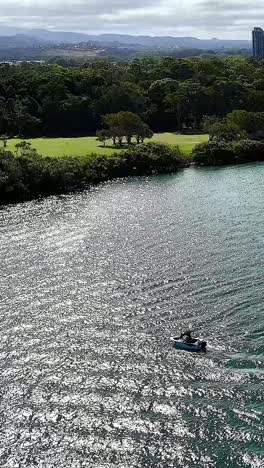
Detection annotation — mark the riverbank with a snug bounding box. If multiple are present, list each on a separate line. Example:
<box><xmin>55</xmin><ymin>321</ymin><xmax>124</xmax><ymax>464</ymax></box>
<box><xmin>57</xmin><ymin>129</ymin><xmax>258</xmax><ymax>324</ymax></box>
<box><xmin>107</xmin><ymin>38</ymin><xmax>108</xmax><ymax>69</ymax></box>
<box><xmin>1</xmin><ymin>138</ymin><xmax>264</xmax><ymax>206</ymax></box>
<box><xmin>0</xmin><ymin>142</ymin><xmax>189</xmax><ymax>205</ymax></box>
<box><xmin>193</xmin><ymin>139</ymin><xmax>264</xmax><ymax>165</ymax></box>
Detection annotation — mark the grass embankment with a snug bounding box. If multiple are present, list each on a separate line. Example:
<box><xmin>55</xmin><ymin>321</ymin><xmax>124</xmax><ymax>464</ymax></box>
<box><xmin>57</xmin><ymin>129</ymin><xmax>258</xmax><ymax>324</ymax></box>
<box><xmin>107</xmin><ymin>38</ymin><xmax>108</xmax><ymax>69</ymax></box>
<box><xmin>7</xmin><ymin>133</ymin><xmax>208</xmax><ymax>158</ymax></box>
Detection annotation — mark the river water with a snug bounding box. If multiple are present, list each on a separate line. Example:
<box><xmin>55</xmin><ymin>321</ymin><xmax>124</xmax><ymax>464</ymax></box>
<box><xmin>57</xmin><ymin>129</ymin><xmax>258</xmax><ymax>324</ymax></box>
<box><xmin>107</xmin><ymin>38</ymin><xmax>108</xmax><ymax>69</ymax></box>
<box><xmin>0</xmin><ymin>164</ymin><xmax>264</xmax><ymax>467</ymax></box>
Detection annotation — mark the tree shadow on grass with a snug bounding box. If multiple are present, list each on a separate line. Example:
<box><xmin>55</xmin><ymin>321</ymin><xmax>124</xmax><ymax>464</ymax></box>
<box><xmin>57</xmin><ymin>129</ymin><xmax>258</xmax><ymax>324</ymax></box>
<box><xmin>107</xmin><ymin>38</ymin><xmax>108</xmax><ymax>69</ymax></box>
<box><xmin>98</xmin><ymin>143</ymin><xmax>137</xmax><ymax>150</ymax></box>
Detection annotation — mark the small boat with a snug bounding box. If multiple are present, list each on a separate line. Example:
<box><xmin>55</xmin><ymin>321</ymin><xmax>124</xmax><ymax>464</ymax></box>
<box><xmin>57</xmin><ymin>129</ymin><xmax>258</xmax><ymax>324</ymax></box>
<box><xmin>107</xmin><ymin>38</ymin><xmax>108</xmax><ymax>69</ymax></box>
<box><xmin>171</xmin><ymin>337</ymin><xmax>207</xmax><ymax>353</ymax></box>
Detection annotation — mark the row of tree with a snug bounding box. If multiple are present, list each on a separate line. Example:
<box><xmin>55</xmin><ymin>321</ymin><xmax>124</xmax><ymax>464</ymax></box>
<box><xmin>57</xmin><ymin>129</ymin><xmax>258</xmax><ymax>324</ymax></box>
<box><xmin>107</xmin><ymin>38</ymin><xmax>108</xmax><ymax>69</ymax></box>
<box><xmin>1</xmin><ymin>56</ymin><xmax>264</xmax><ymax>137</ymax></box>
<box><xmin>96</xmin><ymin>112</ymin><xmax>153</xmax><ymax>146</ymax></box>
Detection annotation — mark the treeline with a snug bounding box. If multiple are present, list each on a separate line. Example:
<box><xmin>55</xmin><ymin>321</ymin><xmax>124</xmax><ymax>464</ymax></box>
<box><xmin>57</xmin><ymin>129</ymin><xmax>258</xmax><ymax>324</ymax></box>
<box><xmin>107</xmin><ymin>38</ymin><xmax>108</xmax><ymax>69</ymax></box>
<box><xmin>204</xmin><ymin>110</ymin><xmax>264</xmax><ymax>141</ymax></box>
<box><xmin>193</xmin><ymin>110</ymin><xmax>264</xmax><ymax>165</ymax></box>
<box><xmin>0</xmin><ymin>46</ymin><xmax>250</xmax><ymax>66</ymax></box>
<box><xmin>1</xmin><ymin>56</ymin><xmax>264</xmax><ymax>137</ymax></box>
<box><xmin>100</xmin><ymin>47</ymin><xmax>250</xmax><ymax>62</ymax></box>
<box><xmin>0</xmin><ymin>142</ymin><xmax>187</xmax><ymax>204</ymax></box>
<box><xmin>193</xmin><ymin>140</ymin><xmax>264</xmax><ymax>165</ymax></box>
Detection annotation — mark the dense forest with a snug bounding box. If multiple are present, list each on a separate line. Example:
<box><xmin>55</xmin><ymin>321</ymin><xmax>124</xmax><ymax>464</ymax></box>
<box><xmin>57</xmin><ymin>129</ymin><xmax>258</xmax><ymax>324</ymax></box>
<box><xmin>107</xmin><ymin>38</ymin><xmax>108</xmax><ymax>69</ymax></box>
<box><xmin>1</xmin><ymin>56</ymin><xmax>264</xmax><ymax>137</ymax></box>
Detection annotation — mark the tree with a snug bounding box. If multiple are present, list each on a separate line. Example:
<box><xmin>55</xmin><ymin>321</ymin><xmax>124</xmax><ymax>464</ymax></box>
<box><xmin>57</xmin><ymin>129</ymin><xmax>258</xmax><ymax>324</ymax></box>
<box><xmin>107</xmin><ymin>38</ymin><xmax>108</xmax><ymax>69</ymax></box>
<box><xmin>226</xmin><ymin>110</ymin><xmax>254</xmax><ymax>133</ymax></box>
<box><xmin>94</xmin><ymin>83</ymin><xmax>145</xmax><ymax>117</ymax></box>
<box><xmin>192</xmin><ymin>141</ymin><xmax>235</xmax><ymax>165</ymax></box>
<box><xmin>0</xmin><ymin>134</ymin><xmax>8</xmax><ymax>148</ymax></box>
<box><xmin>148</xmin><ymin>79</ymin><xmax>178</xmax><ymax>106</ymax></box>
<box><xmin>103</xmin><ymin>112</ymin><xmax>153</xmax><ymax>146</ymax></box>
<box><xmin>201</xmin><ymin>115</ymin><xmax>222</xmax><ymax>133</ymax></box>
<box><xmin>96</xmin><ymin>129</ymin><xmax>109</xmax><ymax>147</ymax></box>
<box><xmin>15</xmin><ymin>141</ymin><xmax>37</xmax><ymax>156</ymax></box>
<box><xmin>14</xmin><ymin>102</ymin><xmax>41</xmax><ymax>137</ymax></box>
<box><xmin>227</xmin><ymin>110</ymin><xmax>264</xmax><ymax>137</ymax></box>
<box><xmin>164</xmin><ymin>92</ymin><xmax>188</xmax><ymax>131</ymax></box>
<box><xmin>136</xmin><ymin>124</ymin><xmax>154</xmax><ymax>144</ymax></box>
<box><xmin>207</xmin><ymin>120</ymin><xmax>247</xmax><ymax>142</ymax></box>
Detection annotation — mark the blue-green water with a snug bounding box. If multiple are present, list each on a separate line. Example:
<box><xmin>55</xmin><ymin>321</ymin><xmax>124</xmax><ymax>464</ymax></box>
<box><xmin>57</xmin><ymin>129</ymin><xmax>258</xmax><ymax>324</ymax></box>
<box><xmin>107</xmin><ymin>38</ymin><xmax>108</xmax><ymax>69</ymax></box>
<box><xmin>0</xmin><ymin>164</ymin><xmax>263</xmax><ymax>467</ymax></box>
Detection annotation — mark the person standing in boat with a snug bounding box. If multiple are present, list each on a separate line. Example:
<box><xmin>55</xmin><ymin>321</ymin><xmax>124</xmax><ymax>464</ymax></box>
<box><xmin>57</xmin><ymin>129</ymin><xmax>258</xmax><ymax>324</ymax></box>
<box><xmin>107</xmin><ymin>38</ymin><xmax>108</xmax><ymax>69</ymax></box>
<box><xmin>180</xmin><ymin>330</ymin><xmax>196</xmax><ymax>344</ymax></box>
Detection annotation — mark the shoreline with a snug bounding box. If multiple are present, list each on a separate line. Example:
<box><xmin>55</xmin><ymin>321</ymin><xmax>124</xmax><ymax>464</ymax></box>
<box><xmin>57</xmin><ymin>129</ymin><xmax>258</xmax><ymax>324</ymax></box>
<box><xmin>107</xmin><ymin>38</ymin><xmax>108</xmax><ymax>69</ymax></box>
<box><xmin>1</xmin><ymin>138</ymin><xmax>264</xmax><ymax>207</ymax></box>
<box><xmin>1</xmin><ymin>158</ymin><xmax>263</xmax><ymax>208</ymax></box>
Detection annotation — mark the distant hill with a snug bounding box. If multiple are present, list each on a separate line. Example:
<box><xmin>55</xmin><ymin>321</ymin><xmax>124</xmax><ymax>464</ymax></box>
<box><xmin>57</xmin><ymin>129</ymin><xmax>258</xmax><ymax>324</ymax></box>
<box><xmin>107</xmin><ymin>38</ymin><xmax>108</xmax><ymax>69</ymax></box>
<box><xmin>0</xmin><ymin>34</ymin><xmax>45</xmax><ymax>49</ymax></box>
<box><xmin>88</xmin><ymin>34</ymin><xmax>251</xmax><ymax>50</ymax></box>
<box><xmin>30</xmin><ymin>29</ymin><xmax>94</xmax><ymax>44</ymax></box>
<box><xmin>0</xmin><ymin>27</ymin><xmax>93</xmax><ymax>44</ymax></box>
<box><xmin>0</xmin><ymin>27</ymin><xmax>251</xmax><ymax>50</ymax></box>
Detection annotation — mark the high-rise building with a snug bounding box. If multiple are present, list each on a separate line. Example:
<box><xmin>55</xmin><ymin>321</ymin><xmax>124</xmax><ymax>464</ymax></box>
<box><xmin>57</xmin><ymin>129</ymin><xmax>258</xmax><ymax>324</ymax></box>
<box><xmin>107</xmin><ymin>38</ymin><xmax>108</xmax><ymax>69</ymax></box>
<box><xmin>252</xmin><ymin>27</ymin><xmax>264</xmax><ymax>58</ymax></box>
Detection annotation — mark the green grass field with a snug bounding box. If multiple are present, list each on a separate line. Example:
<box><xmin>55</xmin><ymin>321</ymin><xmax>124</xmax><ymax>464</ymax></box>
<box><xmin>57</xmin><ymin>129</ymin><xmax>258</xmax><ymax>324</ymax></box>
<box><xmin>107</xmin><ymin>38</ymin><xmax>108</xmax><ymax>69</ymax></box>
<box><xmin>7</xmin><ymin>133</ymin><xmax>208</xmax><ymax>158</ymax></box>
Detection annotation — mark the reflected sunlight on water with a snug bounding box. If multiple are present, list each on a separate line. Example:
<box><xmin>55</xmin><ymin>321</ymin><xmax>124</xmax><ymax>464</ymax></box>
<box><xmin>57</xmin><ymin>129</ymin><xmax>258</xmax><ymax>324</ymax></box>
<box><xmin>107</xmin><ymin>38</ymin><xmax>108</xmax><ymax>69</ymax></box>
<box><xmin>0</xmin><ymin>164</ymin><xmax>263</xmax><ymax>467</ymax></box>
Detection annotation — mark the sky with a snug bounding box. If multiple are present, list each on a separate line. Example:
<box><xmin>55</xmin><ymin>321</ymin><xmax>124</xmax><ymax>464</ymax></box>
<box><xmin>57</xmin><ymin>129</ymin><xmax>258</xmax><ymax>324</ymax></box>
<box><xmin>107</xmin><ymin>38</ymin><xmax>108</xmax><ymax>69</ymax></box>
<box><xmin>0</xmin><ymin>0</ymin><xmax>262</xmax><ymax>38</ymax></box>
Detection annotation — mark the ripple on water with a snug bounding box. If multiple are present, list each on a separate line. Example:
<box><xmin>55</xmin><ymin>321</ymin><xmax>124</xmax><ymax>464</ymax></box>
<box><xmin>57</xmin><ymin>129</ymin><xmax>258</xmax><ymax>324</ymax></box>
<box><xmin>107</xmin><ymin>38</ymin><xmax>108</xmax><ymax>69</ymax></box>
<box><xmin>0</xmin><ymin>165</ymin><xmax>264</xmax><ymax>467</ymax></box>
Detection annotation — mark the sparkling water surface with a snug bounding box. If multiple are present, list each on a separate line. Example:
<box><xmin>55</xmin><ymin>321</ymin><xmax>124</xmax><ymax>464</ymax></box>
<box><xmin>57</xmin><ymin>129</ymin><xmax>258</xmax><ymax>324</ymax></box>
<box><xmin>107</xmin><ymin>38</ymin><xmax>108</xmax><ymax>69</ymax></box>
<box><xmin>0</xmin><ymin>164</ymin><xmax>264</xmax><ymax>467</ymax></box>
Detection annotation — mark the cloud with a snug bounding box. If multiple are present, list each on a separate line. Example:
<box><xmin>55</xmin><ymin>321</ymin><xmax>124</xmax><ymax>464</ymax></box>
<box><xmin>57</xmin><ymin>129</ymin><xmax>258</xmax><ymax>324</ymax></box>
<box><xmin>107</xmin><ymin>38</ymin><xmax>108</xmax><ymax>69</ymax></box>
<box><xmin>0</xmin><ymin>0</ymin><xmax>160</xmax><ymax>16</ymax></box>
<box><xmin>0</xmin><ymin>0</ymin><xmax>263</xmax><ymax>38</ymax></box>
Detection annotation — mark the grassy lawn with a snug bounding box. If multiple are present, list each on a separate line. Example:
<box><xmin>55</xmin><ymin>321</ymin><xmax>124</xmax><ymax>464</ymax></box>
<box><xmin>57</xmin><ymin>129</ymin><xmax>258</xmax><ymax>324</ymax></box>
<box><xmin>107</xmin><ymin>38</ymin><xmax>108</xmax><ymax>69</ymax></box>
<box><xmin>151</xmin><ymin>133</ymin><xmax>208</xmax><ymax>155</ymax></box>
<box><xmin>6</xmin><ymin>133</ymin><xmax>208</xmax><ymax>158</ymax></box>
